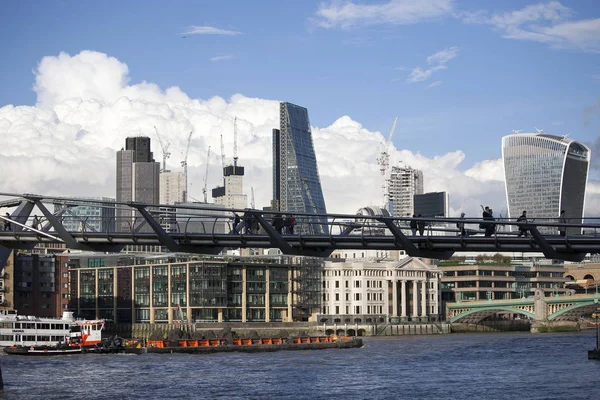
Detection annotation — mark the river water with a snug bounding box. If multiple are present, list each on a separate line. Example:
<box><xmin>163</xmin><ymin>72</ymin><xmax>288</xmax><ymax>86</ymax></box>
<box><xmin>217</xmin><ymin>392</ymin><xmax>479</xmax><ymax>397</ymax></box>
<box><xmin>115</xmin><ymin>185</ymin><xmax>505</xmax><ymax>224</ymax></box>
<box><xmin>1</xmin><ymin>331</ymin><xmax>599</xmax><ymax>399</ymax></box>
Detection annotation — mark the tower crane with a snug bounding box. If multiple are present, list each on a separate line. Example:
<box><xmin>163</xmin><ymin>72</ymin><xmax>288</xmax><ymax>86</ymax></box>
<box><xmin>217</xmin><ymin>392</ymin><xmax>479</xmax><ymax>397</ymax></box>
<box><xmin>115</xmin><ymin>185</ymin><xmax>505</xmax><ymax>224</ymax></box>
<box><xmin>233</xmin><ymin>117</ymin><xmax>238</xmax><ymax>167</ymax></box>
<box><xmin>202</xmin><ymin>146</ymin><xmax>211</xmax><ymax>203</ymax></box>
<box><xmin>250</xmin><ymin>187</ymin><xmax>255</xmax><ymax>209</ymax></box>
<box><xmin>219</xmin><ymin>134</ymin><xmax>226</xmax><ymax>171</ymax></box>
<box><xmin>154</xmin><ymin>126</ymin><xmax>171</xmax><ymax>172</ymax></box>
<box><xmin>376</xmin><ymin>116</ymin><xmax>398</xmax><ymax>207</ymax></box>
<box><xmin>181</xmin><ymin>131</ymin><xmax>193</xmax><ymax>202</ymax></box>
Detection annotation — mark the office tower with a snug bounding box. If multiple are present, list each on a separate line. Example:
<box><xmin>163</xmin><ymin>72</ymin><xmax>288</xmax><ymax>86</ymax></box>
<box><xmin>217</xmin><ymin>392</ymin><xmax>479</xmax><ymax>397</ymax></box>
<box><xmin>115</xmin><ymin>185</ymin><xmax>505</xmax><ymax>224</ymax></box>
<box><xmin>116</xmin><ymin>137</ymin><xmax>160</xmax><ymax>232</ymax></box>
<box><xmin>53</xmin><ymin>197</ymin><xmax>116</xmax><ymax>232</ymax></box>
<box><xmin>414</xmin><ymin>192</ymin><xmax>449</xmax><ymax>218</ymax></box>
<box><xmin>273</xmin><ymin>102</ymin><xmax>327</xmax><ymax>233</ymax></box>
<box><xmin>502</xmin><ymin>132</ymin><xmax>590</xmax><ymax>234</ymax></box>
<box><xmin>387</xmin><ymin>166</ymin><xmax>423</xmax><ymax>217</ymax></box>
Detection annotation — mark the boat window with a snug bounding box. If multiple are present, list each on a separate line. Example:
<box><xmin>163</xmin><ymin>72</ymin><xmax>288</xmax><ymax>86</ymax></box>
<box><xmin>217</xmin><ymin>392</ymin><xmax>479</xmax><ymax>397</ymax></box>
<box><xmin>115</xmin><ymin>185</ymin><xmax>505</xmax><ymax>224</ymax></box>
<box><xmin>38</xmin><ymin>335</ymin><xmax>50</xmax><ymax>341</ymax></box>
<box><xmin>24</xmin><ymin>335</ymin><xmax>36</xmax><ymax>341</ymax></box>
<box><xmin>70</xmin><ymin>325</ymin><xmax>81</xmax><ymax>333</ymax></box>
<box><xmin>14</xmin><ymin>323</ymin><xmax>20</xmax><ymax>329</ymax></box>
<box><xmin>0</xmin><ymin>322</ymin><xmax>12</xmax><ymax>328</ymax></box>
<box><xmin>40</xmin><ymin>323</ymin><xmax>50</xmax><ymax>330</ymax></box>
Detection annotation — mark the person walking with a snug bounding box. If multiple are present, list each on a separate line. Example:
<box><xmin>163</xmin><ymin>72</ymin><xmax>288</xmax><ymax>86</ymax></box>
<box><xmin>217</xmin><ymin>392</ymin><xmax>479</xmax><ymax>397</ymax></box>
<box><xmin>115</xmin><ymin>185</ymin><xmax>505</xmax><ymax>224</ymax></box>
<box><xmin>3</xmin><ymin>213</ymin><xmax>11</xmax><ymax>232</ymax></box>
<box><xmin>481</xmin><ymin>206</ymin><xmax>494</xmax><ymax>237</ymax></box>
<box><xmin>232</xmin><ymin>213</ymin><xmax>241</xmax><ymax>234</ymax></box>
<box><xmin>286</xmin><ymin>214</ymin><xmax>295</xmax><ymax>234</ymax></box>
<box><xmin>243</xmin><ymin>211</ymin><xmax>253</xmax><ymax>234</ymax></box>
<box><xmin>417</xmin><ymin>214</ymin><xmax>425</xmax><ymax>236</ymax></box>
<box><xmin>517</xmin><ymin>210</ymin><xmax>528</xmax><ymax>237</ymax></box>
<box><xmin>32</xmin><ymin>215</ymin><xmax>41</xmax><ymax>231</ymax></box>
<box><xmin>409</xmin><ymin>214</ymin><xmax>417</xmax><ymax>236</ymax></box>
<box><xmin>272</xmin><ymin>214</ymin><xmax>284</xmax><ymax>234</ymax></box>
<box><xmin>457</xmin><ymin>212</ymin><xmax>466</xmax><ymax>236</ymax></box>
<box><xmin>558</xmin><ymin>209</ymin><xmax>566</xmax><ymax>236</ymax></box>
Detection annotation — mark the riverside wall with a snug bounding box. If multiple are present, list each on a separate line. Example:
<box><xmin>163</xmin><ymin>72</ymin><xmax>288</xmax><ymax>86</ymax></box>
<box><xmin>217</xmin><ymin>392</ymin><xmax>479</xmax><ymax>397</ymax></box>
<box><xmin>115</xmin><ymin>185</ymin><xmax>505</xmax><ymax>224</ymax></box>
<box><xmin>104</xmin><ymin>322</ymin><xmax>451</xmax><ymax>339</ymax></box>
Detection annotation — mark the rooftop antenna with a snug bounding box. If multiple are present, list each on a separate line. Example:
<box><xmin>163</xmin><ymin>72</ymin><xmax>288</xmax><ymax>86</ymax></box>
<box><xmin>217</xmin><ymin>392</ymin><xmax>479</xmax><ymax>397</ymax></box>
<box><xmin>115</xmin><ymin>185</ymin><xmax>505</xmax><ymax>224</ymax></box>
<box><xmin>202</xmin><ymin>146</ymin><xmax>211</xmax><ymax>203</ymax></box>
<box><xmin>535</xmin><ymin>127</ymin><xmax>544</xmax><ymax>134</ymax></box>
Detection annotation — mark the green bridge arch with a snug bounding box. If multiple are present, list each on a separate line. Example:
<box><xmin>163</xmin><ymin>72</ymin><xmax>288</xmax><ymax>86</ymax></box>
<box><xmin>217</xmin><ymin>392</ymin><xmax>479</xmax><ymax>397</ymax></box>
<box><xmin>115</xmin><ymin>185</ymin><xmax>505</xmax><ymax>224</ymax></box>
<box><xmin>450</xmin><ymin>306</ymin><xmax>535</xmax><ymax>323</ymax></box>
<box><xmin>548</xmin><ymin>301</ymin><xmax>597</xmax><ymax>320</ymax></box>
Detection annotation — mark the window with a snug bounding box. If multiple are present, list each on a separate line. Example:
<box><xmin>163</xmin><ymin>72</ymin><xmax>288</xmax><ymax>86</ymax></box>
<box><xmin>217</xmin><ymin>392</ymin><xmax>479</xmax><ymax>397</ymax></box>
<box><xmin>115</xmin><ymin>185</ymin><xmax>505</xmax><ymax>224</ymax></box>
<box><xmin>335</xmin><ymin>281</ymin><xmax>339</xmax><ymax>288</ymax></box>
<box><xmin>335</xmin><ymin>293</ymin><xmax>339</xmax><ymax>301</ymax></box>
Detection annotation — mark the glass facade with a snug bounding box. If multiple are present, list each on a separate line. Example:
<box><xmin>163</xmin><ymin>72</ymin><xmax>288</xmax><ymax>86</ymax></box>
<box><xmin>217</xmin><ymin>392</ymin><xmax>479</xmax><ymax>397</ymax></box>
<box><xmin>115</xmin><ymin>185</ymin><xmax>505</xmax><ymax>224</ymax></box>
<box><xmin>273</xmin><ymin>102</ymin><xmax>327</xmax><ymax>234</ymax></box>
<box><xmin>502</xmin><ymin>133</ymin><xmax>590</xmax><ymax>234</ymax></box>
<box><xmin>69</xmin><ymin>255</ymin><xmax>323</xmax><ymax>323</ymax></box>
<box><xmin>54</xmin><ymin>197</ymin><xmax>116</xmax><ymax>233</ymax></box>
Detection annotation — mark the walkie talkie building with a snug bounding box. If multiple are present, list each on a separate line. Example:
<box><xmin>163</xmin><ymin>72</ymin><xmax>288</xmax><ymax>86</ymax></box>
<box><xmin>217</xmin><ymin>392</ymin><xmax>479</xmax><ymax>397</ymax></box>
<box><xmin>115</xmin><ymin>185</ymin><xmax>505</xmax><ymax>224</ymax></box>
<box><xmin>273</xmin><ymin>102</ymin><xmax>327</xmax><ymax>234</ymax></box>
<box><xmin>502</xmin><ymin>133</ymin><xmax>590</xmax><ymax>234</ymax></box>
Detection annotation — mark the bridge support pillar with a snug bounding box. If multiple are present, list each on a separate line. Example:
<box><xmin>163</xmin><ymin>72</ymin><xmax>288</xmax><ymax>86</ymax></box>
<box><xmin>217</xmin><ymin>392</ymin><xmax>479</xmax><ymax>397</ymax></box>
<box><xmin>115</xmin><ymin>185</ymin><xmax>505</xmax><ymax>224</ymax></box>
<box><xmin>534</xmin><ymin>289</ymin><xmax>547</xmax><ymax>322</ymax></box>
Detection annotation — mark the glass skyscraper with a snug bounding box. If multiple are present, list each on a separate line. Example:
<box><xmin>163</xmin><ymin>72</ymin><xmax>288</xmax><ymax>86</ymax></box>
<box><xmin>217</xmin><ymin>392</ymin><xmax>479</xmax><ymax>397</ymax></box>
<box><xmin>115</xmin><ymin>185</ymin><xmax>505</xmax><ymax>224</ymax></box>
<box><xmin>273</xmin><ymin>102</ymin><xmax>327</xmax><ymax>234</ymax></box>
<box><xmin>502</xmin><ymin>133</ymin><xmax>590</xmax><ymax>234</ymax></box>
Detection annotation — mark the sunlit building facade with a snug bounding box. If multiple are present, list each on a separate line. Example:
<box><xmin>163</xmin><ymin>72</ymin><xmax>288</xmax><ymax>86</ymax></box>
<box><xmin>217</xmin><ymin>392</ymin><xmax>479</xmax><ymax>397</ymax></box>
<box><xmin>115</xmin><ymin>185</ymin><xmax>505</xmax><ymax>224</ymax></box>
<box><xmin>502</xmin><ymin>133</ymin><xmax>590</xmax><ymax>234</ymax></box>
<box><xmin>68</xmin><ymin>253</ymin><xmax>322</xmax><ymax>324</ymax></box>
<box><xmin>273</xmin><ymin>102</ymin><xmax>327</xmax><ymax>234</ymax></box>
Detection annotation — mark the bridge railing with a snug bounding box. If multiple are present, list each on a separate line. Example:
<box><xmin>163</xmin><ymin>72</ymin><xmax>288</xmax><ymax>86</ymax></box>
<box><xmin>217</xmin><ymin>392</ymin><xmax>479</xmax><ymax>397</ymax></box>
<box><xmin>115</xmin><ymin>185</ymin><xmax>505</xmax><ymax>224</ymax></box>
<box><xmin>1</xmin><ymin>192</ymin><xmax>600</xmax><ymax>240</ymax></box>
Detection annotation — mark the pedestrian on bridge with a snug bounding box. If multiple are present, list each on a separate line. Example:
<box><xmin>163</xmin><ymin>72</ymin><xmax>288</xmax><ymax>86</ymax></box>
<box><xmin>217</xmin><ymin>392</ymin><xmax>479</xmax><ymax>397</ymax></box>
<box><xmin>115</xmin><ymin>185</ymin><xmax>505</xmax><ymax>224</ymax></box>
<box><xmin>3</xmin><ymin>213</ymin><xmax>11</xmax><ymax>232</ymax></box>
<box><xmin>32</xmin><ymin>215</ymin><xmax>41</xmax><ymax>231</ymax></box>
<box><xmin>417</xmin><ymin>214</ymin><xmax>425</xmax><ymax>236</ymax></box>
<box><xmin>243</xmin><ymin>211</ymin><xmax>253</xmax><ymax>234</ymax></box>
<box><xmin>517</xmin><ymin>210</ymin><xmax>528</xmax><ymax>237</ymax></box>
<box><xmin>409</xmin><ymin>214</ymin><xmax>417</xmax><ymax>236</ymax></box>
<box><xmin>558</xmin><ymin>209</ymin><xmax>566</xmax><ymax>236</ymax></box>
<box><xmin>457</xmin><ymin>212</ymin><xmax>466</xmax><ymax>236</ymax></box>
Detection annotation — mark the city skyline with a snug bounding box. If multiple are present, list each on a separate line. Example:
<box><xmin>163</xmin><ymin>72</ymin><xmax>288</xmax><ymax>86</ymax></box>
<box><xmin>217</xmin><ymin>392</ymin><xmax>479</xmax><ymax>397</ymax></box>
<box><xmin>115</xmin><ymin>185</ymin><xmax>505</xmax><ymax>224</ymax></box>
<box><xmin>0</xmin><ymin>1</ymin><xmax>598</xmax><ymax>218</ymax></box>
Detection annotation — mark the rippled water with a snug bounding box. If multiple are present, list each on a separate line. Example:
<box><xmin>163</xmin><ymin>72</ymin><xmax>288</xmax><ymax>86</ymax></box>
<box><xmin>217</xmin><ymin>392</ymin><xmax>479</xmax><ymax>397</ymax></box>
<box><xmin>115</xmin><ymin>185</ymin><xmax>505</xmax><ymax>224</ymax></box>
<box><xmin>1</xmin><ymin>331</ymin><xmax>599</xmax><ymax>399</ymax></box>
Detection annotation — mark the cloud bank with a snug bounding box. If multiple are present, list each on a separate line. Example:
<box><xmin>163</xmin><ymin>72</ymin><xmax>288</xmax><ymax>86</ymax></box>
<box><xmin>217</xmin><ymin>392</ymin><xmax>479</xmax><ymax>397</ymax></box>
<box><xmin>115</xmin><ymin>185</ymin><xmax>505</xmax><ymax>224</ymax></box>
<box><xmin>0</xmin><ymin>50</ymin><xmax>597</xmax><ymax>219</ymax></box>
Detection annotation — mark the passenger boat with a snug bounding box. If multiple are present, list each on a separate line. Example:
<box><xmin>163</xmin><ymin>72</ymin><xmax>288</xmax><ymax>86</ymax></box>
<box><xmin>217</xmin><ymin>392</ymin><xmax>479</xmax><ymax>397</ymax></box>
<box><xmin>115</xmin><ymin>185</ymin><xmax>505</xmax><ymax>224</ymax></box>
<box><xmin>0</xmin><ymin>310</ymin><xmax>76</xmax><ymax>347</ymax></box>
<box><xmin>3</xmin><ymin>315</ymin><xmax>106</xmax><ymax>356</ymax></box>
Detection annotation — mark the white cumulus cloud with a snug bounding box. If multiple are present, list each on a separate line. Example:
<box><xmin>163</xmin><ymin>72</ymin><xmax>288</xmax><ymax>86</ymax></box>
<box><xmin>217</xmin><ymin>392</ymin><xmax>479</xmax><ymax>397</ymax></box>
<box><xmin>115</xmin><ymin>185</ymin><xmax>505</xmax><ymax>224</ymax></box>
<box><xmin>0</xmin><ymin>50</ymin><xmax>598</xmax><ymax>219</ymax></box>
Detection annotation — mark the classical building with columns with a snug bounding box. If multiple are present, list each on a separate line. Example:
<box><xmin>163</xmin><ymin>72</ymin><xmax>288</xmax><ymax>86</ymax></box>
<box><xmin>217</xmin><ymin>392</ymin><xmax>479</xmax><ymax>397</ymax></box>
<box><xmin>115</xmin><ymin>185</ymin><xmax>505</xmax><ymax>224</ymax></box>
<box><xmin>319</xmin><ymin>256</ymin><xmax>442</xmax><ymax>323</ymax></box>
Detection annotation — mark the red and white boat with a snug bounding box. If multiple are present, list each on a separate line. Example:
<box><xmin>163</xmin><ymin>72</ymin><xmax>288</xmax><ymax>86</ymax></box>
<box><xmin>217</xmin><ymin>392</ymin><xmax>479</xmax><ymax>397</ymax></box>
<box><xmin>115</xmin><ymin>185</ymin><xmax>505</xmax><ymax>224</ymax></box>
<box><xmin>3</xmin><ymin>316</ymin><xmax>106</xmax><ymax>356</ymax></box>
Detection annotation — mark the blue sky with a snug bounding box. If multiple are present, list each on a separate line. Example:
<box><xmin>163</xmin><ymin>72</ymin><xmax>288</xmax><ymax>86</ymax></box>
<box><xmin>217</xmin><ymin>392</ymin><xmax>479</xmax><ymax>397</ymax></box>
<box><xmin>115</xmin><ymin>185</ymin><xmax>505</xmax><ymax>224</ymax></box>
<box><xmin>0</xmin><ymin>0</ymin><xmax>599</xmax><ymax>215</ymax></box>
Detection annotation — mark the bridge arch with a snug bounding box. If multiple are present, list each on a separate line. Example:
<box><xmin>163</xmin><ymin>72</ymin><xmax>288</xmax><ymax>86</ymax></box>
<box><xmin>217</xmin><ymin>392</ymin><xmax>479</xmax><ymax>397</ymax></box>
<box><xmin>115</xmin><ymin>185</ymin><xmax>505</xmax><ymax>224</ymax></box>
<box><xmin>583</xmin><ymin>274</ymin><xmax>595</xmax><ymax>280</ymax></box>
<box><xmin>451</xmin><ymin>306</ymin><xmax>535</xmax><ymax>323</ymax></box>
<box><xmin>549</xmin><ymin>301</ymin><xmax>598</xmax><ymax>321</ymax></box>
<box><xmin>565</xmin><ymin>275</ymin><xmax>575</xmax><ymax>282</ymax></box>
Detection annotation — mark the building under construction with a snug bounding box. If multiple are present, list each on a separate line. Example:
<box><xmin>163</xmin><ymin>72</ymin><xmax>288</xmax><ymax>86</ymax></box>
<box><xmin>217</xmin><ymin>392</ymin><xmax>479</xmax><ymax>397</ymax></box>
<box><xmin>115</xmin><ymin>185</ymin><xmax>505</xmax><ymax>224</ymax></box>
<box><xmin>387</xmin><ymin>166</ymin><xmax>424</xmax><ymax>217</ymax></box>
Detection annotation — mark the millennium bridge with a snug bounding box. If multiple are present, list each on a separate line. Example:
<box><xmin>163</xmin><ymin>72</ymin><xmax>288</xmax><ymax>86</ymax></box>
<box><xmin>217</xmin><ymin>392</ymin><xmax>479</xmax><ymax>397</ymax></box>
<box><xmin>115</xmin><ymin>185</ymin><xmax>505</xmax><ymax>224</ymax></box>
<box><xmin>0</xmin><ymin>192</ymin><xmax>599</xmax><ymax>262</ymax></box>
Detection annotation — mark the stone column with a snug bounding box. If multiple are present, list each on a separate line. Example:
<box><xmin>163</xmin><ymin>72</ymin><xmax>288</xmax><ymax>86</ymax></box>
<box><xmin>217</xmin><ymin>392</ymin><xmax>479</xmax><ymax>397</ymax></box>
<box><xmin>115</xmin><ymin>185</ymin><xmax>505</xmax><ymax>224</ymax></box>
<box><xmin>421</xmin><ymin>280</ymin><xmax>427</xmax><ymax>318</ymax></box>
<box><xmin>265</xmin><ymin>267</ymin><xmax>270</xmax><ymax>322</ymax></box>
<box><xmin>392</xmin><ymin>280</ymin><xmax>398</xmax><ymax>317</ymax></box>
<box><xmin>242</xmin><ymin>267</ymin><xmax>247</xmax><ymax>323</ymax></box>
<box><xmin>412</xmin><ymin>280</ymin><xmax>419</xmax><ymax>318</ymax></box>
<box><xmin>401</xmin><ymin>280</ymin><xmax>407</xmax><ymax>318</ymax></box>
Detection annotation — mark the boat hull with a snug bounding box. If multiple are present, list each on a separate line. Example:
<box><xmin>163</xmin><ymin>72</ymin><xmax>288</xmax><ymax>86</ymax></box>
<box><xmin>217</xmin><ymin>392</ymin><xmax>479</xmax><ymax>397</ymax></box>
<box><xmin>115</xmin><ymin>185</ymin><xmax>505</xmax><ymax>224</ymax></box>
<box><xmin>3</xmin><ymin>345</ymin><xmax>82</xmax><ymax>356</ymax></box>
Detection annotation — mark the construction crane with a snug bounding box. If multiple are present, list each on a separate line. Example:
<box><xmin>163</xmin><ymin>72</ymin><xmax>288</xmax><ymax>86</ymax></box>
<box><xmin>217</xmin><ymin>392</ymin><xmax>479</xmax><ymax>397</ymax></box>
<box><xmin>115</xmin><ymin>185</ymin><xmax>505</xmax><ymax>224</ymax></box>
<box><xmin>233</xmin><ymin>117</ymin><xmax>238</xmax><ymax>167</ymax></box>
<box><xmin>181</xmin><ymin>131</ymin><xmax>193</xmax><ymax>202</ymax></box>
<box><xmin>219</xmin><ymin>134</ymin><xmax>226</xmax><ymax>174</ymax></box>
<box><xmin>202</xmin><ymin>146</ymin><xmax>211</xmax><ymax>203</ymax></box>
<box><xmin>154</xmin><ymin>126</ymin><xmax>171</xmax><ymax>172</ymax></box>
<box><xmin>250</xmin><ymin>187</ymin><xmax>255</xmax><ymax>209</ymax></box>
<box><xmin>376</xmin><ymin>116</ymin><xmax>398</xmax><ymax>207</ymax></box>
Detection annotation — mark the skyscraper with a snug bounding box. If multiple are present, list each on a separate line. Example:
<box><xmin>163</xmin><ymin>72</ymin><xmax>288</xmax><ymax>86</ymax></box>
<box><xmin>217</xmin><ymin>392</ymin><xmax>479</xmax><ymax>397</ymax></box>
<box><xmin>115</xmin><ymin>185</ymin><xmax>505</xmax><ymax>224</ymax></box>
<box><xmin>273</xmin><ymin>102</ymin><xmax>327</xmax><ymax>233</ymax></box>
<box><xmin>502</xmin><ymin>132</ymin><xmax>590</xmax><ymax>234</ymax></box>
<box><xmin>387</xmin><ymin>166</ymin><xmax>424</xmax><ymax>217</ymax></box>
<box><xmin>116</xmin><ymin>137</ymin><xmax>160</xmax><ymax>232</ymax></box>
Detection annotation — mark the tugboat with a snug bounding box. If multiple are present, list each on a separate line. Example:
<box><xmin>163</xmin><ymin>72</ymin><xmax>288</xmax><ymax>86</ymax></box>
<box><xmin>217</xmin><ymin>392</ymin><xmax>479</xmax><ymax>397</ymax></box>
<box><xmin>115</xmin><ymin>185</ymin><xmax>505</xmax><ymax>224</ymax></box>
<box><xmin>4</xmin><ymin>318</ymin><xmax>106</xmax><ymax>356</ymax></box>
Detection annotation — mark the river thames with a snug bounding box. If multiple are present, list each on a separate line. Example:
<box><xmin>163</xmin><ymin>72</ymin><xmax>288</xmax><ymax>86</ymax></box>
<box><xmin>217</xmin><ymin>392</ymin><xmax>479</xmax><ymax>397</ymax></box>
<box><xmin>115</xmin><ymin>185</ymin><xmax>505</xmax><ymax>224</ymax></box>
<box><xmin>1</xmin><ymin>331</ymin><xmax>599</xmax><ymax>399</ymax></box>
